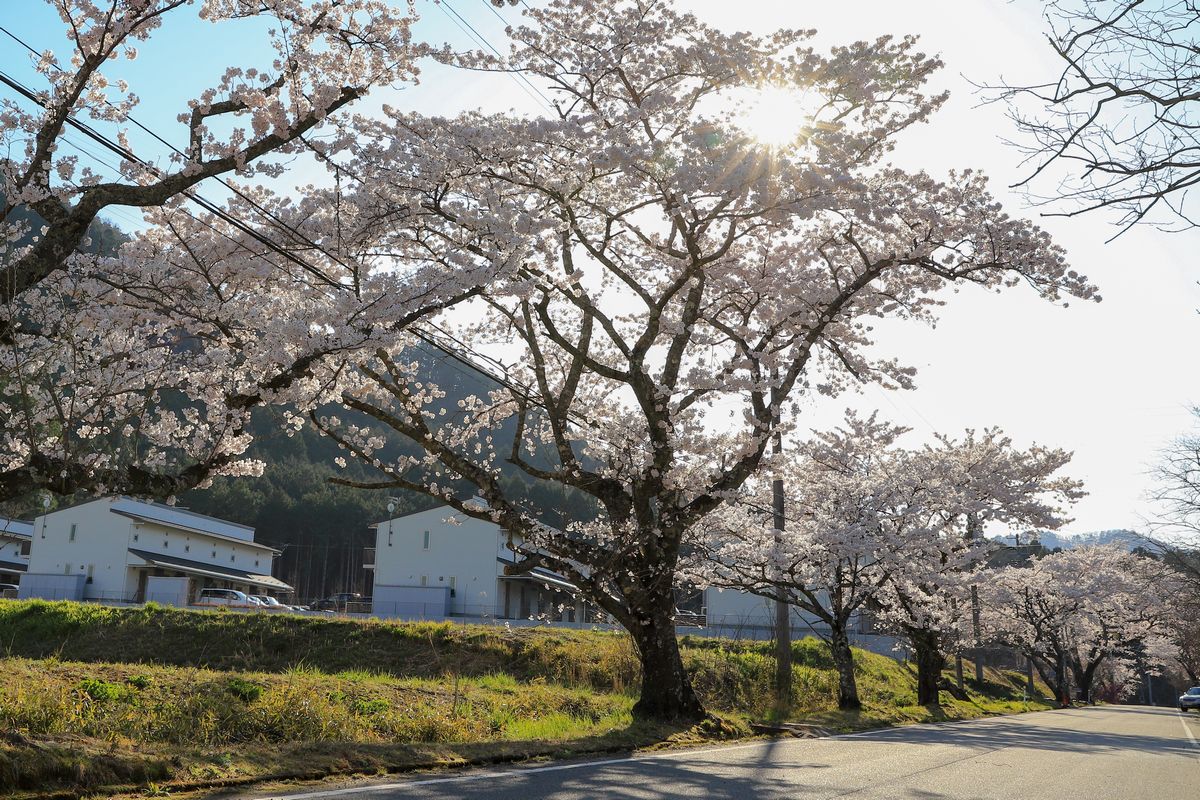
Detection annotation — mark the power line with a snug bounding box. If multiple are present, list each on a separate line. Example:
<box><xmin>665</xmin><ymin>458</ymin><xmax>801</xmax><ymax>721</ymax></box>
<box><xmin>435</xmin><ymin>0</ymin><xmax>555</xmax><ymax>114</ymax></box>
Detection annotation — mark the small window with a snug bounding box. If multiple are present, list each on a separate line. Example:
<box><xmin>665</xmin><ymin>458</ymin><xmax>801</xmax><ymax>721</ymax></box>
<box><xmin>68</xmin><ymin>524</ymin><xmax>76</xmax><ymax>542</ymax></box>
<box><xmin>420</xmin><ymin>575</ymin><xmax>427</xmax><ymax>587</ymax></box>
<box><xmin>64</xmin><ymin>563</ymin><xmax>71</xmax><ymax>574</ymax></box>
<box><xmin>212</xmin><ymin>550</ymin><xmax>217</xmax><ymax>558</ymax></box>
<box><xmin>184</xmin><ymin>545</ymin><xmax>190</xmax><ymax>553</ymax></box>
<box><xmin>230</xmin><ymin>554</ymin><xmax>235</xmax><ymax>562</ymax></box>
<box><xmin>163</xmin><ymin>540</ymin><xmax>169</xmax><ymax>548</ymax></box>
<box><xmin>132</xmin><ymin>533</ymin><xmax>138</xmax><ymax>542</ymax></box>
<box><xmin>254</xmin><ymin>559</ymin><xmax>259</xmax><ymax>567</ymax></box>
<box><xmin>423</xmin><ymin>530</ymin><xmax>430</xmax><ymax>550</ymax></box>
<box><xmin>449</xmin><ymin>576</ymin><xmax>456</xmax><ymax>598</ymax></box>
<box><xmin>19</xmin><ymin>541</ymin><xmax>30</xmax><ymax>556</ymax></box>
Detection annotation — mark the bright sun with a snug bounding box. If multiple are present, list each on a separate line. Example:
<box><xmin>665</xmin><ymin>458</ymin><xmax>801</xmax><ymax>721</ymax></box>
<box><xmin>731</xmin><ymin>85</ymin><xmax>823</xmax><ymax>149</ymax></box>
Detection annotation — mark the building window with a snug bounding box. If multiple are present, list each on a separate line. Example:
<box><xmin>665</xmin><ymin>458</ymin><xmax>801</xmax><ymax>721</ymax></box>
<box><xmin>254</xmin><ymin>559</ymin><xmax>259</xmax><ymax>567</ymax></box>
<box><xmin>19</xmin><ymin>541</ymin><xmax>30</xmax><ymax>556</ymax></box>
<box><xmin>212</xmin><ymin>550</ymin><xmax>217</xmax><ymax>558</ymax></box>
<box><xmin>68</xmin><ymin>524</ymin><xmax>76</xmax><ymax>542</ymax></box>
<box><xmin>230</xmin><ymin>554</ymin><xmax>236</xmax><ymax>562</ymax></box>
<box><xmin>449</xmin><ymin>576</ymin><xmax>456</xmax><ymax>598</ymax></box>
<box><xmin>420</xmin><ymin>575</ymin><xmax>427</xmax><ymax>587</ymax></box>
<box><xmin>64</xmin><ymin>563</ymin><xmax>71</xmax><ymax>575</ymax></box>
<box><xmin>184</xmin><ymin>545</ymin><xmax>190</xmax><ymax>553</ymax></box>
<box><xmin>423</xmin><ymin>530</ymin><xmax>430</xmax><ymax>550</ymax></box>
<box><xmin>163</xmin><ymin>540</ymin><xmax>169</xmax><ymax>548</ymax></box>
<box><xmin>132</xmin><ymin>533</ymin><xmax>138</xmax><ymax>542</ymax></box>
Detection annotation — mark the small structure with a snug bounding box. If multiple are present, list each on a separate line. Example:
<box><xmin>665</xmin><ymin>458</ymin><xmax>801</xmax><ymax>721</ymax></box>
<box><xmin>20</xmin><ymin>497</ymin><xmax>291</xmax><ymax>605</ymax></box>
<box><xmin>0</xmin><ymin>516</ymin><xmax>33</xmax><ymax>586</ymax></box>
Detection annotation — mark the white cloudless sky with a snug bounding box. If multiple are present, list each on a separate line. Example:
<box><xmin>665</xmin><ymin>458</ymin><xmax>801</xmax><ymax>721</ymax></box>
<box><xmin>7</xmin><ymin>0</ymin><xmax>1198</xmax><ymax>534</ymax></box>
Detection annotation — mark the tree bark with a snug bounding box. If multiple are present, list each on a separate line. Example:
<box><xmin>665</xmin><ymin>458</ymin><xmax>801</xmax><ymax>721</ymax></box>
<box><xmin>828</xmin><ymin>623</ymin><xmax>861</xmax><ymax>710</ymax></box>
<box><xmin>909</xmin><ymin>627</ymin><xmax>946</xmax><ymax>706</ymax></box>
<box><xmin>628</xmin><ymin>584</ymin><xmax>705</xmax><ymax>720</ymax></box>
<box><xmin>1030</xmin><ymin>653</ymin><xmax>1069</xmax><ymax>706</ymax></box>
<box><xmin>1071</xmin><ymin>658</ymin><xmax>1101</xmax><ymax>704</ymax></box>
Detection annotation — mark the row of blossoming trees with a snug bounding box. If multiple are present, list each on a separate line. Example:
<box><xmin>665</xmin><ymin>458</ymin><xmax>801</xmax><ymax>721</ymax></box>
<box><xmin>685</xmin><ymin>414</ymin><xmax>1182</xmax><ymax>710</ymax></box>
<box><xmin>0</xmin><ymin>0</ymin><xmax>1178</xmax><ymax>720</ymax></box>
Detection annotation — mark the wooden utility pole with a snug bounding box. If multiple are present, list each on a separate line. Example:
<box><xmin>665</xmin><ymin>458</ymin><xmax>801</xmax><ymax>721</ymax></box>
<box><xmin>772</xmin><ymin>430</ymin><xmax>792</xmax><ymax>715</ymax></box>
<box><xmin>966</xmin><ymin>513</ymin><xmax>984</xmax><ymax>686</ymax></box>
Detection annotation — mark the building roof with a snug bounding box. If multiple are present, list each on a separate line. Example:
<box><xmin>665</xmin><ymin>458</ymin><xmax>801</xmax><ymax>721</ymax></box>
<box><xmin>0</xmin><ymin>517</ymin><xmax>34</xmax><ymax>539</ymax></box>
<box><xmin>368</xmin><ymin>504</ymin><xmax>451</xmax><ymax>528</ymax></box>
<box><xmin>110</xmin><ymin>498</ymin><xmax>277</xmax><ymax>553</ymax></box>
<box><xmin>496</xmin><ymin>557</ymin><xmax>576</xmax><ymax>592</ymax></box>
<box><xmin>127</xmin><ymin>548</ymin><xmax>292</xmax><ymax>592</ymax></box>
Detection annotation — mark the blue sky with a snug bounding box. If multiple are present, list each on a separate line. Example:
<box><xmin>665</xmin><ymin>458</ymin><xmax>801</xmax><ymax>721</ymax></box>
<box><xmin>3</xmin><ymin>0</ymin><xmax>1197</xmax><ymax>535</ymax></box>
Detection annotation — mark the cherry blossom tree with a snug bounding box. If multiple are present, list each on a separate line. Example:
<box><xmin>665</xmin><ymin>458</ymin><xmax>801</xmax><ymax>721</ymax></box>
<box><xmin>690</xmin><ymin>414</ymin><xmax>1081</xmax><ymax>709</ymax></box>
<box><xmin>0</xmin><ymin>1</ymin><xmax>502</xmax><ymax>503</ymax></box>
<box><xmin>872</xmin><ymin>432</ymin><xmax>1081</xmax><ymax>706</ymax></box>
<box><xmin>309</xmin><ymin>0</ymin><xmax>1096</xmax><ymax>720</ymax></box>
<box><xmin>977</xmin><ymin>545</ymin><xmax>1174</xmax><ymax>704</ymax></box>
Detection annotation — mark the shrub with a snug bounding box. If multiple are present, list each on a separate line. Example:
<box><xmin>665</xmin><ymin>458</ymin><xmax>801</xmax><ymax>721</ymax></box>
<box><xmin>77</xmin><ymin>679</ymin><xmax>126</xmax><ymax>704</ymax></box>
<box><xmin>225</xmin><ymin>678</ymin><xmax>262</xmax><ymax>704</ymax></box>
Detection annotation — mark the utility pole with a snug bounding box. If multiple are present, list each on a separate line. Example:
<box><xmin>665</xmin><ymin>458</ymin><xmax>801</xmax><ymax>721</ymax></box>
<box><xmin>971</xmin><ymin>584</ymin><xmax>984</xmax><ymax>685</ymax></box>
<box><xmin>966</xmin><ymin>513</ymin><xmax>984</xmax><ymax>686</ymax></box>
<box><xmin>772</xmin><ymin>430</ymin><xmax>792</xmax><ymax>716</ymax></box>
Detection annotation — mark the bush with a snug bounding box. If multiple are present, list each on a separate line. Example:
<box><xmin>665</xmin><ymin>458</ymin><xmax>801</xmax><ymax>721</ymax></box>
<box><xmin>77</xmin><ymin>679</ymin><xmax>127</xmax><ymax>704</ymax></box>
<box><xmin>225</xmin><ymin>678</ymin><xmax>262</xmax><ymax>704</ymax></box>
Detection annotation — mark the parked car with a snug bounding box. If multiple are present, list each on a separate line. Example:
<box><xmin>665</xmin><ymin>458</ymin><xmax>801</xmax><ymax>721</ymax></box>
<box><xmin>0</xmin><ymin>583</ymin><xmax>18</xmax><ymax>599</ymax></box>
<box><xmin>312</xmin><ymin>592</ymin><xmax>365</xmax><ymax>612</ymax></box>
<box><xmin>193</xmin><ymin>588</ymin><xmax>255</xmax><ymax>609</ymax></box>
<box><xmin>1180</xmin><ymin>687</ymin><xmax>1200</xmax><ymax>712</ymax></box>
<box><xmin>249</xmin><ymin>594</ymin><xmax>292</xmax><ymax>611</ymax></box>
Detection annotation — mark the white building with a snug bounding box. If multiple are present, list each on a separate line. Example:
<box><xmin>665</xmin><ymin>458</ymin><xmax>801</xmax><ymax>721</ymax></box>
<box><xmin>367</xmin><ymin>506</ymin><xmax>584</xmax><ymax>621</ymax></box>
<box><xmin>0</xmin><ymin>516</ymin><xmax>33</xmax><ymax>586</ymax></box>
<box><xmin>19</xmin><ymin>496</ymin><xmax>291</xmax><ymax>605</ymax></box>
<box><xmin>365</xmin><ymin>505</ymin><xmax>892</xmax><ymax>651</ymax></box>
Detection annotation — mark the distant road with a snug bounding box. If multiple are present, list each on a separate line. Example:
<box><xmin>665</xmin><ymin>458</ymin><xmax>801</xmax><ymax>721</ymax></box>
<box><xmin>256</xmin><ymin>706</ymin><xmax>1199</xmax><ymax>800</ymax></box>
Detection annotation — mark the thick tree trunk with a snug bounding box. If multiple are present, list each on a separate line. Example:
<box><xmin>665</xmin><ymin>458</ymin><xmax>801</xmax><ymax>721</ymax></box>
<box><xmin>628</xmin><ymin>584</ymin><xmax>705</xmax><ymax>721</ymax></box>
<box><xmin>828</xmin><ymin>623</ymin><xmax>861</xmax><ymax>710</ymax></box>
<box><xmin>1072</xmin><ymin>658</ymin><xmax>1101</xmax><ymax>704</ymax></box>
<box><xmin>909</xmin><ymin>627</ymin><xmax>946</xmax><ymax>706</ymax></box>
<box><xmin>1030</xmin><ymin>654</ymin><xmax>1069</xmax><ymax>706</ymax></box>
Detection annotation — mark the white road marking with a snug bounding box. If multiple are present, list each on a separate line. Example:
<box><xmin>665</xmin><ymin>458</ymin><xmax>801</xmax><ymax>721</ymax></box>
<box><xmin>1179</xmin><ymin>712</ymin><xmax>1200</xmax><ymax>752</ymax></box>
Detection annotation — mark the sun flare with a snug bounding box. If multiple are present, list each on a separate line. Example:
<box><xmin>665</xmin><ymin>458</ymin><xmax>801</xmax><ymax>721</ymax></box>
<box><xmin>731</xmin><ymin>85</ymin><xmax>823</xmax><ymax>148</ymax></box>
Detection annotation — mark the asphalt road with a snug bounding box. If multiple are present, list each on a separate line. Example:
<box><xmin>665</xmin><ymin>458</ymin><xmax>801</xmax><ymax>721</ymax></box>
<box><xmin>256</xmin><ymin>706</ymin><xmax>1200</xmax><ymax>800</ymax></box>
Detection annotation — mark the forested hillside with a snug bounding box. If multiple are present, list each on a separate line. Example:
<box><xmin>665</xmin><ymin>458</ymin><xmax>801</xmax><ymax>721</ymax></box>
<box><xmin>178</xmin><ymin>345</ymin><xmax>593</xmax><ymax>601</ymax></box>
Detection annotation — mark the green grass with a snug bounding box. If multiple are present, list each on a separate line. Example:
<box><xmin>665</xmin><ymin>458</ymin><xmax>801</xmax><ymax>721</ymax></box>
<box><xmin>0</xmin><ymin>600</ymin><xmax>1052</xmax><ymax>799</ymax></box>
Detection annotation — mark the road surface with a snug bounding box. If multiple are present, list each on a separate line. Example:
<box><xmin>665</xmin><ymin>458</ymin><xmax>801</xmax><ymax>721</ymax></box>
<box><xmin>256</xmin><ymin>706</ymin><xmax>1199</xmax><ymax>800</ymax></box>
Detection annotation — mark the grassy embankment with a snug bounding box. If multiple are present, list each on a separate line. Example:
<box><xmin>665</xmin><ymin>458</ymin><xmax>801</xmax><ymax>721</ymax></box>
<box><xmin>0</xmin><ymin>600</ymin><xmax>1051</xmax><ymax>798</ymax></box>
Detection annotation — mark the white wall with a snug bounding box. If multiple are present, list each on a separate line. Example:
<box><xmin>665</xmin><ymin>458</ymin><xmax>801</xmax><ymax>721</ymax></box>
<box><xmin>0</xmin><ymin>534</ymin><xmax>30</xmax><ymax>577</ymax></box>
<box><xmin>372</xmin><ymin>507</ymin><xmax>504</xmax><ymax>616</ymax></box>
<box><xmin>28</xmin><ymin>499</ymin><xmax>137</xmax><ymax>601</ymax></box>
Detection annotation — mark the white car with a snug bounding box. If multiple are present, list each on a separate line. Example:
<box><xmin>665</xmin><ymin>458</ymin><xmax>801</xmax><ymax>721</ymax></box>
<box><xmin>193</xmin><ymin>588</ymin><xmax>255</xmax><ymax>609</ymax></box>
<box><xmin>249</xmin><ymin>594</ymin><xmax>292</xmax><ymax>611</ymax></box>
